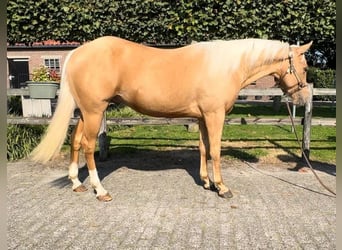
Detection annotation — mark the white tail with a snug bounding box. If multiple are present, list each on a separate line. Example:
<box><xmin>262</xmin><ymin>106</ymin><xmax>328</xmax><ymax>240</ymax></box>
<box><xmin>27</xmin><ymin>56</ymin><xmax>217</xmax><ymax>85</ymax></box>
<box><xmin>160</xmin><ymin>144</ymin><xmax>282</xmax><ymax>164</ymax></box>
<box><xmin>30</xmin><ymin>50</ymin><xmax>76</xmax><ymax>163</ymax></box>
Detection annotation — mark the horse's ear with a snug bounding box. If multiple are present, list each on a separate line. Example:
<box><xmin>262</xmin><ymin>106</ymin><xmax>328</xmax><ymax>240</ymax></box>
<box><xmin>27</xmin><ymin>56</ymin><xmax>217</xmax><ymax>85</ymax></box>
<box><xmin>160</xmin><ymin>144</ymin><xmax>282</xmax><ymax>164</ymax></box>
<box><xmin>298</xmin><ymin>41</ymin><xmax>313</xmax><ymax>54</ymax></box>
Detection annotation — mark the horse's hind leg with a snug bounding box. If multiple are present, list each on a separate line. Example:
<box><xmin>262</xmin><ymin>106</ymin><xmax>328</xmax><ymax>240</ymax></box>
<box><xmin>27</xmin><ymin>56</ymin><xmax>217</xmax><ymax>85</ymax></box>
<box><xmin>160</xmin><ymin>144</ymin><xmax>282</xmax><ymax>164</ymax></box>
<box><xmin>204</xmin><ymin>110</ymin><xmax>233</xmax><ymax>198</ymax></box>
<box><xmin>68</xmin><ymin>118</ymin><xmax>88</xmax><ymax>192</ymax></box>
<box><xmin>82</xmin><ymin>112</ymin><xmax>112</xmax><ymax>202</ymax></box>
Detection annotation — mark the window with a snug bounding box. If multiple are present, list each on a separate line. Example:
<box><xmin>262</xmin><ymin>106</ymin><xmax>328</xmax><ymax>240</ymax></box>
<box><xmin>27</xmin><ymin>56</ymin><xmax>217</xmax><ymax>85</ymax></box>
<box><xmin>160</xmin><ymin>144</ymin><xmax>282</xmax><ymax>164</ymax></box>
<box><xmin>44</xmin><ymin>58</ymin><xmax>60</xmax><ymax>73</ymax></box>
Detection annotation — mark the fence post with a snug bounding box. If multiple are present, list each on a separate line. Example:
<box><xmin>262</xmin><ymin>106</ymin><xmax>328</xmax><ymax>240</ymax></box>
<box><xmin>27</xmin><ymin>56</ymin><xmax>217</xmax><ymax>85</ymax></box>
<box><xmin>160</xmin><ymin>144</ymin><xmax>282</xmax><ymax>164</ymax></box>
<box><xmin>272</xmin><ymin>96</ymin><xmax>282</xmax><ymax>112</ymax></box>
<box><xmin>302</xmin><ymin>83</ymin><xmax>313</xmax><ymax>161</ymax></box>
<box><xmin>98</xmin><ymin>111</ymin><xmax>108</xmax><ymax>161</ymax></box>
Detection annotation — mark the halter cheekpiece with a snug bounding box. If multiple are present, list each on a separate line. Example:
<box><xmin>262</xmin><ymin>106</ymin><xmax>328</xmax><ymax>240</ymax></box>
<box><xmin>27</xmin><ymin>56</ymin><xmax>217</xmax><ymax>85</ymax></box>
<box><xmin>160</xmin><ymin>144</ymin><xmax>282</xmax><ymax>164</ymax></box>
<box><xmin>286</xmin><ymin>46</ymin><xmax>307</xmax><ymax>90</ymax></box>
<box><xmin>278</xmin><ymin>46</ymin><xmax>308</xmax><ymax>95</ymax></box>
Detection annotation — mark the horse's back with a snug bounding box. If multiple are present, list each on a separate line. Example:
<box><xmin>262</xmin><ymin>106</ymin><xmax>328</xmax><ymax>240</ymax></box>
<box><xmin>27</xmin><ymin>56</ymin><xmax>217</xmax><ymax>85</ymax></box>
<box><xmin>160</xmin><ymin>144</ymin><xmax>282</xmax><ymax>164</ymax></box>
<box><xmin>65</xmin><ymin>36</ymin><xmax>239</xmax><ymax>117</ymax></box>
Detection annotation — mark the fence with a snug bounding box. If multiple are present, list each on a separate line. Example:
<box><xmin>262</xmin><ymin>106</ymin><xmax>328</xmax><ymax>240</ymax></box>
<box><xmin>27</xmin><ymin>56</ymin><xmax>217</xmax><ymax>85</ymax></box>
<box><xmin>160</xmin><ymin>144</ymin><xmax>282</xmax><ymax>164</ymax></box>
<box><xmin>7</xmin><ymin>86</ymin><xmax>336</xmax><ymax>160</ymax></box>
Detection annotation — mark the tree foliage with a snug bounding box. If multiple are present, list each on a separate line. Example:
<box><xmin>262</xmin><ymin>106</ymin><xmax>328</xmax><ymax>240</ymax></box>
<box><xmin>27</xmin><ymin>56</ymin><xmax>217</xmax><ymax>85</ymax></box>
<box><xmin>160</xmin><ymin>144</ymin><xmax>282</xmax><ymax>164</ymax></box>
<box><xmin>7</xmin><ymin>0</ymin><xmax>335</xmax><ymax>68</ymax></box>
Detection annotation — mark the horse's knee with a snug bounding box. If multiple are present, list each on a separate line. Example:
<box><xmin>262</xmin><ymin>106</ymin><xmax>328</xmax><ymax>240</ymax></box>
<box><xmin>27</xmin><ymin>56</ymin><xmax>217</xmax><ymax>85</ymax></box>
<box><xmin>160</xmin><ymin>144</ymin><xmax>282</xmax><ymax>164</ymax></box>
<box><xmin>210</xmin><ymin>152</ymin><xmax>220</xmax><ymax>163</ymax></box>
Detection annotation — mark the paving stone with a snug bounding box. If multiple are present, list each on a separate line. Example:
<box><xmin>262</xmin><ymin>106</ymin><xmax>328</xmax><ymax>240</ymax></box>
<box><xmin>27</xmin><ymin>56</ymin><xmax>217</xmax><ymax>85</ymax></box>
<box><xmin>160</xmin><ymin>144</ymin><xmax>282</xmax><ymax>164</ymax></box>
<box><xmin>7</xmin><ymin>156</ymin><xmax>336</xmax><ymax>249</ymax></box>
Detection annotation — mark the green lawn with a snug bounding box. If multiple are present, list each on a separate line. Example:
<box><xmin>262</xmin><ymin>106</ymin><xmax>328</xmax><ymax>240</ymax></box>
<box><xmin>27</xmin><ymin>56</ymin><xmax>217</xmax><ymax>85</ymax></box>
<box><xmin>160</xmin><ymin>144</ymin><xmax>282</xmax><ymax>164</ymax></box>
<box><xmin>107</xmin><ymin>124</ymin><xmax>335</xmax><ymax>165</ymax></box>
<box><xmin>94</xmin><ymin>103</ymin><xmax>336</xmax><ymax>165</ymax></box>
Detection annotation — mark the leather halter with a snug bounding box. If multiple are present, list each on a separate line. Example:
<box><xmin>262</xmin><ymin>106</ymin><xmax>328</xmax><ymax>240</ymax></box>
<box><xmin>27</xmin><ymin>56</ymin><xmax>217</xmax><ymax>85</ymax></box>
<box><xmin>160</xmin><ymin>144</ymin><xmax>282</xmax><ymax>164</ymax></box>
<box><xmin>278</xmin><ymin>46</ymin><xmax>308</xmax><ymax>95</ymax></box>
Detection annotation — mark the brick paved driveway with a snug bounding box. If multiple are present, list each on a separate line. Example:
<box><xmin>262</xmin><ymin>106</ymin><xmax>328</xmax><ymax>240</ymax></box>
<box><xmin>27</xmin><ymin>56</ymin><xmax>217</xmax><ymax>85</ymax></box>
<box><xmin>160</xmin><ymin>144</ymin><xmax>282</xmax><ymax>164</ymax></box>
<box><xmin>7</xmin><ymin>149</ymin><xmax>336</xmax><ymax>249</ymax></box>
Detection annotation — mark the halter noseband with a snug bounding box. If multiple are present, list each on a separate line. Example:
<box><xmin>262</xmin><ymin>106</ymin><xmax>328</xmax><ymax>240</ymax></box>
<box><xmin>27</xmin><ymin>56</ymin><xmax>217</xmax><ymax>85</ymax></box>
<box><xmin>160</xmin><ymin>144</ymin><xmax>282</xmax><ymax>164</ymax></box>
<box><xmin>279</xmin><ymin>46</ymin><xmax>308</xmax><ymax>95</ymax></box>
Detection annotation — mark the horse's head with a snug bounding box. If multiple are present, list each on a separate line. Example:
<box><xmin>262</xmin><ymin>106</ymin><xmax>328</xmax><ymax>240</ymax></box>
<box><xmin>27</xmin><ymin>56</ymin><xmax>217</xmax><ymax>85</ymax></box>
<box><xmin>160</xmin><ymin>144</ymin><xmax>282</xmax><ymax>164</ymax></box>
<box><xmin>275</xmin><ymin>41</ymin><xmax>313</xmax><ymax>106</ymax></box>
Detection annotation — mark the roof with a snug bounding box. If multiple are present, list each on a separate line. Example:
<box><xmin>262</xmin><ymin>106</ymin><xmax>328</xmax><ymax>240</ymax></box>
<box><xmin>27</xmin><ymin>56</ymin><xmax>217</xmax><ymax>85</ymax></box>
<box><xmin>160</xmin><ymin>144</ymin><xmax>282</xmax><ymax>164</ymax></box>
<box><xmin>31</xmin><ymin>40</ymin><xmax>81</xmax><ymax>46</ymax></box>
<box><xmin>7</xmin><ymin>40</ymin><xmax>81</xmax><ymax>49</ymax></box>
<box><xmin>8</xmin><ymin>39</ymin><xmax>187</xmax><ymax>49</ymax></box>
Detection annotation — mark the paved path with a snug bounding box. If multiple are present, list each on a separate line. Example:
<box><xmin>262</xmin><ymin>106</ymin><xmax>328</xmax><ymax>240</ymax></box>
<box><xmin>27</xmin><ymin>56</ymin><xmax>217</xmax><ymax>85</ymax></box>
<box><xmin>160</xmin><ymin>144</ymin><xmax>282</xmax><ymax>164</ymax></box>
<box><xmin>7</xmin><ymin>150</ymin><xmax>336</xmax><ymax>249</ymax></box>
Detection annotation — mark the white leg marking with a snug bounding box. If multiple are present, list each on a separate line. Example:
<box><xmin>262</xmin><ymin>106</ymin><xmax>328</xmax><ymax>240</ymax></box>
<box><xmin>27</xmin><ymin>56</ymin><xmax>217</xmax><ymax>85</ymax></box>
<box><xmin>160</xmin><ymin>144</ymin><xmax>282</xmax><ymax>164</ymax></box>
<box><xmin>89</xmin><ymin>169</ymin><xmax>107</xmax><ymax>196</ymax></box>
<box><xmin>68</xmin><ymin>162</ymin><xmax>82</xmax><ymax>190</ymax></box>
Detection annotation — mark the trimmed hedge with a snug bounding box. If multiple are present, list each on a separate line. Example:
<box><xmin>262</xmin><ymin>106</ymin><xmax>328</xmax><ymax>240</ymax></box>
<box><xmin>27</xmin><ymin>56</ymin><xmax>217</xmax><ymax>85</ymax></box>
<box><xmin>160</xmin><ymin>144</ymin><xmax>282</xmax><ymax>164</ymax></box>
<box><xmin>7</xmin><ymin>0</ymin><xmax>336</xmax><ymax>68</ymax></box>
<box><xmin>307</xmin><ymin>67</ymin><xmax>336</xmax><ymax>101</ymax></box>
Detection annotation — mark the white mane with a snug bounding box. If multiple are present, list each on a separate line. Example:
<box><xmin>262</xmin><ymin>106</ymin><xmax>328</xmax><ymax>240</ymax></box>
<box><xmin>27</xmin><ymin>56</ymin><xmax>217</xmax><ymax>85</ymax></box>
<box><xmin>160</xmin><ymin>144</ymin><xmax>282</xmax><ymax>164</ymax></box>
<box><xmin>196</xmin><ymin>38</ymin><xmax>290</xmax><ymax>76</ymax></box>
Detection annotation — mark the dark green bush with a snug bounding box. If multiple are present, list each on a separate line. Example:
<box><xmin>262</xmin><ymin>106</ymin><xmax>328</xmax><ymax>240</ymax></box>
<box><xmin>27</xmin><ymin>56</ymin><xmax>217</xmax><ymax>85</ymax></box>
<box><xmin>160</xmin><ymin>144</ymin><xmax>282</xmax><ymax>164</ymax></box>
<box><xmin>307</xmin><ymin>67</ymin><xmax>335</xmax><ymax>101</ymax></box>
<box><xmin>7</xmin><ymin>0</ymin><xmax>336</xmax><ymax>68</ymax></box>
<box><xmin>7</xmin><ymin>96</ymin><xmax>22</xmax><ymax>116</ymax></box>
<box><xmin>7</xmin><ymin>124</ymin><xmax>46</xmax><ymax>161</ymax></box>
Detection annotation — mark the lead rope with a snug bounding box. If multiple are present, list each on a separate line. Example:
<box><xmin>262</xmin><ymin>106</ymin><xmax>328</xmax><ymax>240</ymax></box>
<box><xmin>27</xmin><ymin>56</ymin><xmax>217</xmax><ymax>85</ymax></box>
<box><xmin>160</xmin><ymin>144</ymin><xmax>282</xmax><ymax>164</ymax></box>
<box><xmin>285</xmin><ymin>99</ymin><xmax>336</xmax><ymax>196</ymax></box>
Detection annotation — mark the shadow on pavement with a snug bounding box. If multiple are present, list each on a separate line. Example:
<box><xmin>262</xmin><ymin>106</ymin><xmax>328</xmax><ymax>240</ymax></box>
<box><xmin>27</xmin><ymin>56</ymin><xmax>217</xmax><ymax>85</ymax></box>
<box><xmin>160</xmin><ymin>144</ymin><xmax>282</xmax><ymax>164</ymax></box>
<box><xmin>50</xmin><ymin>147</ymin><xmax>203</xmax><ymax>190</ymax></box>
<box><xmin>277</xmin><ymin>154</ymin><xmax>336</xmax><ymax>176</ymax></box>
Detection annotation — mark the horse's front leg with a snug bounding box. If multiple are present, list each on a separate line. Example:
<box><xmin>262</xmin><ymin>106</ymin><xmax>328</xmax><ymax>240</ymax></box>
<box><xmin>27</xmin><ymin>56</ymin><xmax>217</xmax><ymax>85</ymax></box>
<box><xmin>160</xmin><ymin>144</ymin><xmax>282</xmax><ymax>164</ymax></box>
<box><xmin>198</xmin><ymin>119</ymin><xmax>214</xmax><ymax>190</ymax></box>
<box><xmin>82</xmin><ymin>113</ymin><xmax>112</xmax><ymax>202</ymax></box>
<box><xmin>204</xmin><ymin>111</ymin><xmax>233</xmax><ymax>199</ymax></box>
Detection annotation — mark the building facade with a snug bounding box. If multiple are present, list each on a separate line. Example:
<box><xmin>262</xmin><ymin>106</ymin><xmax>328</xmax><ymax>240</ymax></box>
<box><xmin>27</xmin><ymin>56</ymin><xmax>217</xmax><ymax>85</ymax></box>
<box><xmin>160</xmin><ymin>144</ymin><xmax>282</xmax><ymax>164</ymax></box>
<box><xmin>7</xmin><ymin>41</ymin><xmax>79</xmax><ymax>89</ymax></box>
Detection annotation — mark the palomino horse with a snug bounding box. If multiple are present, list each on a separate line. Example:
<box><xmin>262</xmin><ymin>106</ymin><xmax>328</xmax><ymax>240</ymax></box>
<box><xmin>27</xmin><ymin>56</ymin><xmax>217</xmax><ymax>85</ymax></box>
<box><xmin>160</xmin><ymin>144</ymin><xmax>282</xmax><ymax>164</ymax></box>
<box><xmin>31</xmin><ymin>36</ymin><xmax>312</xmax><ymax>201</ymax></box>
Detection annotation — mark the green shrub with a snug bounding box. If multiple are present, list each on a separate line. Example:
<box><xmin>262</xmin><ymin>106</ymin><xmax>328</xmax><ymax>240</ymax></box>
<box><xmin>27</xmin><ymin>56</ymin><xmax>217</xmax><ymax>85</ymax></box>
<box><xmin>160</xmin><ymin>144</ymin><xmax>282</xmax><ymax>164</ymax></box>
<box><xmin>7</xmin><ymin>96</ymin><xmax>22</xmax><ymax>116</ymax></box>
<box><xmin>7</xmin><ymin>124</ymin><xmax>46</xmax><ymax>161</ymax></box>
<box><xmin>307</xmin><ymin>67</ymin><xmax>336</xmax><ymax>101</ymax></box>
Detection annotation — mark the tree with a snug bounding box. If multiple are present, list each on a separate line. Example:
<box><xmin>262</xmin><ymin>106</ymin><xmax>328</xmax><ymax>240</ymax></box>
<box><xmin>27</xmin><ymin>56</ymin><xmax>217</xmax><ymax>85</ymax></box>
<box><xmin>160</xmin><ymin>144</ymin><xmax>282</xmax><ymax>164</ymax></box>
<box><xmin>7</xmin><ymin>0</ymin><xmax>336</xmax><ymax>68</ymax></box>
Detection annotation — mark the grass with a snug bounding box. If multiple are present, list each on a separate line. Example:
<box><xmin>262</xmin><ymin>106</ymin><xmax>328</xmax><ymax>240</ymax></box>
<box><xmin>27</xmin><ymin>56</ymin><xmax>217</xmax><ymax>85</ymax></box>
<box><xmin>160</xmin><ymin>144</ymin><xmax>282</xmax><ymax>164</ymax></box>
<box><xmin>106</xmin><ymin>124</ymin><xmax>335</xmax><ymax>165</ymax></box>
<box><xmin>8</xmin><ymin>102</ymin><xmax>334</xmax><ymax>163</ymax></box>
<box><xmin>104</xmin><ymin>103</ymin><xmax>336</xmax><ymax>165</ymax></box>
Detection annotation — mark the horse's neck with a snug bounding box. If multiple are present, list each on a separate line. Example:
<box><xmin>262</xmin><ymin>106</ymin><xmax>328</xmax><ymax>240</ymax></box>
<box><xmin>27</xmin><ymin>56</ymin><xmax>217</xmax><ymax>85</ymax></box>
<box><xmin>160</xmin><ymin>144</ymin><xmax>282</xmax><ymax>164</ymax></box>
<box><xmin>239</xmin><ymin>60</ymin><xmax>282</xmax><ymax>90</ymax></box>
<box><xmin>236</xmin><ymin>41</ymin><xmax>288</xmax><ymax>90</ymax></box>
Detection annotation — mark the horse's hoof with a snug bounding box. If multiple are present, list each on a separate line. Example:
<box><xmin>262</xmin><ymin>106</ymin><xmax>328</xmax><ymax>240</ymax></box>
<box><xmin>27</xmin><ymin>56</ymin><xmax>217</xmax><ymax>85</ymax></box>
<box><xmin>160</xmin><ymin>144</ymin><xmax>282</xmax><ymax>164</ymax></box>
<box><xmin>97</xmin><ymin>193</ymin><xmax>113</xmax><ymax>202</ymax></box>
<box><xmin>204</xmin><ymin>181</ymin><xmax>218</xmax><ymax>192</ymax></box>
<box><xmin>73</xmin><ymin>184</ymin><xmax>88</xmax><ymax>192</ymax></box>
<box><xmin>218</xmin><ymin>190</ymin><xmax>233</xmax><ymax>199</ymax></box>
